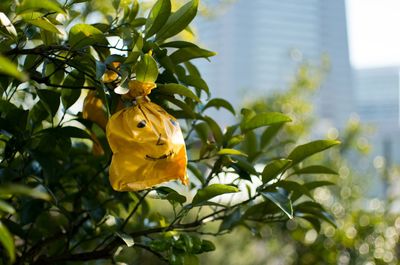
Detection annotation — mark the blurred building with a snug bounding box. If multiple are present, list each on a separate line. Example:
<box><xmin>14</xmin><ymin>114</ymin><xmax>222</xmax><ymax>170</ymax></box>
<box><xmin>355</xmin><ymin>67</ymin><xmax>400</xmax><ymax>164</ymax></box>
<box><xmin>195</xmin><ymin>0</ymin><xmax>354</xmax><ymax>127</ymax></box>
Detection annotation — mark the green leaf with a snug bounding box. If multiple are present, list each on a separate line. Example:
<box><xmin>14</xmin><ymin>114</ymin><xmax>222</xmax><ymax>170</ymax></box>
<box><xmin>260</xmin><ymin>124</ymin><xmax>283</xmax><ymax>149</ymax></box>
<box><xmin>69</xmin><ymin>23</ymin><xmax>107</xmax><ymax>49</ymax></box>
<box><xmin>157</xmin><ymin>83</ymin><xmax>200</xmax><ymax>102</ymax></box>
<box><xmin>273</xmin><ymin>181</ymin><xmax>312</xmax><ymax>199</ymax></box>
<box><xmin>179</xmin><ymin>75</ymin><xmax>210</xmax><ymax>97</ymax></box>
<box><xmin>219</xmin><ymin>208</ymin><xmax>241</xmax><ymax>232</ymax></box>
<box><xmin>287</xmin><ymin>140</ymin><xmax>341</xmax><ymax>166</ymax></box>
<box><xmin>262</xmin><ymin>159</ymin><xmax>292</xmax><ymax>183</ymax></box>
<box><xmin>0</xmin><ymin>221</ymin><xmax>15</xmax><ymax>263</ymax></box>
<box><xmin>116</xmin><ymin>232</ymin><xmax>134</xmax><ymax>247</ymax></box>
<box><xmin>0</xmin><ymin>55</ymin><xmax>26</xmax><ymax>81</ymax></box>
<box><xmin>0</xmin><ymin>12</ymin><xmax>17</xmax><ymax>37</ymax></box>
<box><xmin>156</xmin><ymin>187</ymin><xmax>187</xmax><ymax>204</ymax></box>
<box><xmin>0</xmin><ymin>184</ymin><xmax>51</xmax><ymax>201</ymax></box>
<box><xmin>160</xmin><ymin>41</ymin><xmax>199</xmax><ymax>48</ymax></box>
<box><xmin>295</xmin><ymin>201</ymin><xmax>336</xmax><ymax>227</ymax></box>
<box><xmin>0</xmin><ymin>200</ymin><xmax>15</xmax><ymax>214</ymax></box>
<box><xmin>192</xmin><ymin>184</ymin><xmax>238</xmax><ymax>205</ymax></box>
<box><xmin>136</xmin><ymin>54</ymin><xmax>158</xmax><ymax>83</ymax></box>
<box><xmin>170</xmin><ymin>47</ymin><xmax>216</xmax><ymax>64</ymax></box>
<box><xmin>202</xmin><ymin>116</ymin><xmax>223</xmax><ymax>144</ymax></box>
<box><xmin>241</xmin><ymin>112</ymin><xmax>291</xmax><ymax>132</ymax></box>
<box><xmin>292</xmin><ymin>165</ymin><xmax>338</xmax><ymax>176</ymax></box>
<box><xmin>23</xmin><ymin>17</ymin><xmax>61</xmax><ymax>33</ymax></box>
<box><xmin>303</xmin><ymin>181</ymin><xmax>335</xmax><ymax>191</ymax></box>
<box><xmin>61</xmin><ymin>70</ymin><xmax>84</xmax><ymax>109</ymax></box>
<box><xmin>37</xmin><ymin>89</ymin><xmax>60</xmax><ymax>117</ymax></box>
<box><xmin>217</xmin><ymin>148</ymin><xmax>247</xmax><ymax>157</ymax></box>
<box><xmin>203</xmin><ymin>98</ymin><xmax>235</xmax><ymax>115</ymax></box>
<box><xmin>57</xmin><ymin>126</ymin><xmax>91</xmax><ymax>139</ymax></box>
<box><xmin>155</xmin><ymin>0</ymin><xmax>199</xmax><ymax>41</ymax></box>
<box><xmin>145</xmin><ymin>0</ymin><xmax>171</xmax><ymax>38</ymax></box>
<box><xmin>261</xmin><ymin>190</ymin><xmax>293</xmax><ymax>219</ymax></box>
<box><xmin>201</xmin><ymin>240</ymin><xmax>216</xmax><ymax>252</ymax></box>
<box><xmin>18</xmin><ymin>0</ymin><xmax>65</xmax><ymax>14</ymax></box>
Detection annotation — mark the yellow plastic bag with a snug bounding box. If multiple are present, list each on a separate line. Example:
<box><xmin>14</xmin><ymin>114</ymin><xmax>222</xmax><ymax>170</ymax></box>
<box><xmin>106</xmin><ymin>81</ymin><xmax>188</xmax><ymax>191</ymax></box>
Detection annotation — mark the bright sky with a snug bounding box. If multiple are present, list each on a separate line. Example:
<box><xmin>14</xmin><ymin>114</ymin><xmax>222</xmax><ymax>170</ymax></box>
<box><xmin>346</xmin><ymin>0</ymin><xmax>400</xmax><ymax>68</ymax></box>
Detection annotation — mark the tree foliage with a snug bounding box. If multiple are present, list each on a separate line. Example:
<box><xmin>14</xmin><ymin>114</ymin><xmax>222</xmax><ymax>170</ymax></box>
<box><xmin>0</xmin><ymin>1</ymin><xmax>339</xmax><ymax>264</ymax></box>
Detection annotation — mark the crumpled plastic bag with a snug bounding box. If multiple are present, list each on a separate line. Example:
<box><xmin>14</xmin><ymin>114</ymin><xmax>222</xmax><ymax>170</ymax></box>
<box><xmin>106</xmin><ymin>81</ymin><xmax>188</xmax><ymax>191</ymax></box>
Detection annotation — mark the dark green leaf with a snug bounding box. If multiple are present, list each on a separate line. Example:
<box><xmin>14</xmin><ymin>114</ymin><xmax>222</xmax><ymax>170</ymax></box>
<box><xmin>156</xmin><ymin>187</ymin><xmax>187</xmax><ymax>204</ymax></box>
<box><xmin>304</xmin><ymin>181</ymin><xmax>335</xmax><ymax>191</ymax></box>
<box><xmin>260</xmin><ymin>124</ymin><xmax>283</xmax><ymax>149</ymax></box>
<box><xmin>202</xmin><ymin>116</ymin><xmax>223</xmax><ymax>144</ymax></box>
<box><xmin>61</xmin><ymin>70</ymin><xmax>84</xmax><ymax>109</ymax></box>
<box><xmin>155</xmin><ymin>0</ymin><xmax>199</xmax><ymax>41</ymax></box>
<box><xmin>145</xmin><ymin>0</ymin><xmax>171</xmax><ymax>38</ymax></box>
<box><xmin>23</xmin><ymin>17</ymin><xmax>61</xmax><ymax>33</ymax></box>
<box><xmin>0</xmin><ymin>221</ymin><xmax>15</xmax><ymax>263</ymax></box>
<box><xmin>261</xmin><ymin>189</ymin><xmax>293</xmax><ymax>219</ymax></box>
<box><xmin>219</xmin><ymin>208</ymin><xmax>241</xmax><ymax>232</ymax></box>
<box><xmin>160</xmin><ymin>41</ymin><xmax>199</xmax><ymax>48</ymax></box>
<box><xmin>295</xmin><ymin>201</ymin><xmax>336</xmax><ymax>227</ymax></box>
<box><xmin>241</xmin><ymin>112</ymin><xmax>291</xmax><ymax>132</ymax></box>
<box><xmin>179</xmin><ymin>75</ymin><xmax>209</xmax><ymax>97</ymax></box>
<box><xmin>170</xmin><ymin>47</ymin><xmax>216</xmax><ymax>64</ymax></box>
<box><xmin>201</xmin><ymin>240</ymin><xmax>216</xmax><ymax>252</ymax></box>
<box><xmin>157</xmin><ymin>83</ymin><xmax>200</xmax><ymax>101</ymax></box>
<box><xmin>273</xmin><ymin>180</ymin><xmax>312</xmax><ymax>199</ymax></box>
<box><xmin>292</xmin><ymin>165</ymin><xmax>338</xmax><ymax>176</ymax></box>
<box><xmin>37</xmin><ymin>89</ymin><xmax>60</xmax><ymax>117</ymax></box>
<box><xmin>287</xmin><ymin>140</ymin><xmax>341</xmax><ymax>166</ymax></box>
<box><xmin>192</xmin><ymin>184</ymin><xmax>238</xmax><ymax>205</ymax></box>
<box><xmin>203</xmin><ymin>98</ymin><xmax>235</xmax><ymax>115</ymax></box>
<box><xmin>262</xmin><ymin>159</ymin><xmax>292</xmax><ymax>183</ymax></box>
<box><xmin>57</xmin><ymin>126</ymin><xmax>91</xmax><ymax>139</ymax></box>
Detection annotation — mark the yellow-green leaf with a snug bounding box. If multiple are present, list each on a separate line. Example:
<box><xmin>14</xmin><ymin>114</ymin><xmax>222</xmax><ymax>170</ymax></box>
<box><xmin>157</xmin><ymin>83</ymin><xmax>200</xmax><ymax>102</ymax></box>
<box><xmin>0</xmin><ymin>55</ymin><xmax>26</xmax><ymax>81</ymax></box>
<box><xmin>217</xmin><ymin>148</ymin><xmax>247</xmax><ymax>157</ymax></box>
<box><xmin>0</xmin><ymin>221</ymin><xmax>15</xmax><ymax>262</ymax></box>
<box><xmin>145</xmin><ymin>0</ymin><xmax>171</xmax><ymax>38</ymax></box>
<box><xmin>288</xmin><ymin>140</ymin><xmax>341</xmax><ymax>165</ymax></box>
<box><xmin>192</xmin><ymin>184</ymin><xmax>238</xmax><ymax>205</ymax></box>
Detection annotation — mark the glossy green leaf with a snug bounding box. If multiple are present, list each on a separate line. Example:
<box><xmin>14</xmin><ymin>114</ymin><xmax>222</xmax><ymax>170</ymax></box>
<box><xmin>292</xmin><ymin>165</ymin><xmax>338</xmax><ymax>176</ymax></box>
<box><xmin>261</xmin><ymin>190</ymin><xmax>293</xmax><ymax>219</ymax></box>
<box><xmin>241</xmin><ymin>112</ymin><xmax>291</xmax><ymax>132</ymax></box>
<box><xmin>217</xmin><ymin>148</ymin><xmax>247</xmax><ymax>157</ymax></box>
<box><xmin>57</xmin><ymin>126</ymin><xmax>91</xmax><ymax>139</ymax></box>
<box><xmin>160</xmin><ymin>41</ymin><xmax>199</xmax><ymax>48</ymax></box>
<box><xmin>170</xmin><ymin>47</ymin><xmax>216</xmax><ymax>64</ymax></box>
<box><xmin>203</xmin><ymin>98</ymin><xmax>235</xmax><ymax>115</ymax></box>
<box><xmin>145</xmin><ymin>0</ymin><xmax>171</xmax><ymax>38</ymax></box>
<box><xmin>262</xmin><ymin>159</ymin><xmax>292</xmax><ymax>183</ymax></box>
<box><xmin>0</xmin><ymin>12</ymin><xmax>17</xmax><ymax>37</ymax></box>
<box><xmin>136</xmin><ymin>54</ymin><xmax>159</xmax><ymax>83</ymax></box>
<box><xmin>287</xmin><ymin>140</ymin><xmax>341</xmax><ymax>166</ymax></box>
<box><xmin>24</xmin><ymin>17</ymin><xmax>61</xmax><ymax>33</ymax></box>
<box><xmin>157</xmin><ymin>83</ymin><xmax>200</xmax><ymax>101</ymax></box>
<box><xmin>0</xmin><ymin>221</ymin><xmax>15</xmax><ymax>262</ymax></box>
<box><xmin>179</xmin><ymin>75</ymin><xmax>210</xmax><ymax>97</ymax></box>
<box><xmin>192</xmin><ymin>184</ymin><xmax>238</xmax><ymax>205</ymax></box>
<box><xmin>69</xmin><ymin>23</ymin><xmax>107</xmax><ymax>49</ymax></box>
<box><xmin>274</xmin><ymin>180</ymin><xmax>312</xmax><ymax>199</ymax></box>
<box><xmin>18</xmin><ymin>0</ymin><xmax>65</xmax><ymax>14</ymax></box>
<box><xmin>201</xmin><ymin>240</ymin><xmax>216</xmax><ymax>252</ymax></box>
<box><xmin>155</xmin><ymin>0</ymin><xmax>199</xmax><ymax>41</ymax></box>
<box><xmin>0</xmin><ymin>55</ymin><xmax>26</xmax><ymax>81</ymax></box>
